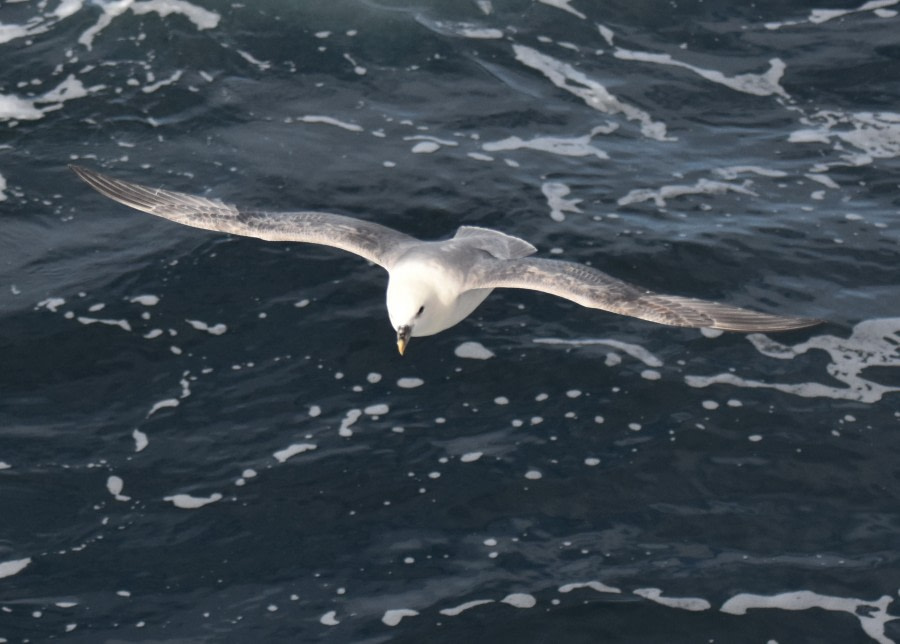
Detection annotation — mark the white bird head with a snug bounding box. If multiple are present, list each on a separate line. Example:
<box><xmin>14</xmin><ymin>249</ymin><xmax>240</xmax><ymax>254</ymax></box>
<box><xmin>386</xmin><ymin>275</ymin><xmax>438</xmax><ymax>355</ymax></box>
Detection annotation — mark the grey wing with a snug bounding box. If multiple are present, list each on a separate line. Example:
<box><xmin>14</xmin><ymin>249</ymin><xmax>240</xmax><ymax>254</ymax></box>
<box><xmin>70</xmin><ymin>165</ymin><xmax>416</xmax><ymax>269</ymax></box>
<box><xmin>467</xmin><ymin>257</ymin><xmax>821</xmax><ymax>332</ymax></box>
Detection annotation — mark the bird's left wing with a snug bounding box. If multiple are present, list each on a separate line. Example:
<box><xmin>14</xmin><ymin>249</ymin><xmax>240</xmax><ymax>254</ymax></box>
<box><xmin>466</xmin><ymin>257</ymin><xmax>821</xmax><ymax>332</ymax></box>
<box><xmin>70</xmin><ymin>165</ymin><xmax>416</xmax><ymax>269</ymax></box>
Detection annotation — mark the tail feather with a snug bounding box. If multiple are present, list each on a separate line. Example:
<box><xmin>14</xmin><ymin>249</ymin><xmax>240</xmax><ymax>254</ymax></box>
<box><xmin>454</xmin><ymin>225</ymin><xmax>537</xmax><ymax>259</ymax></box>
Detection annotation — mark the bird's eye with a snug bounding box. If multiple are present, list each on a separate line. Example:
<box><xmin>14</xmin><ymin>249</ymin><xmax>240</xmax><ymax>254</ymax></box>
<box><xmin>416</xmin><ymin>305</ymin><xmax>425</xmax><ymax>316</ymax></box>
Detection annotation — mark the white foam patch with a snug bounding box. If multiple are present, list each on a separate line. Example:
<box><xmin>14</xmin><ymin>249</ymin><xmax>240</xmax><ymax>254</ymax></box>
<box><xmin>319</xmin><ymin>610</ymin><xmax>339</xmax><ymax>625</ymax></box>
<box><xmin>364</xmin><ymin>403</ymin><xmax>389</xmax><ymax>416</ymax></box>
<box><xmin>614</xmin><ymin>49</ymin><xmax>788</xmax><ymax>98</ymax></box>
<box><xmin>37</xmin><ymin>297</ymin><xmax>66</xmax><ymax>312</ymax></box>
<box><xmin>273</xmin><ymin>443</ymin><xmax>317</xmax><ymax>463</ymax></box>
<box><xmin>397</xmin><ymin>377</ymin><xmax>424</xmax><ymax>388</ymax></box>
<box><xmin>411</xmin><ymin>141</ymin><xmax>440</xmax><ymax>154</ymax></box>
<box><xmin>0</xmin><ymin>75</ymin><xmax>97</xmax><ymax>123</ymax></box>
<box><xmin>0</xmin><ymin>172</ymin><xmax>7</xmax><ymax>202</ymax></box>
<box><xmin>765</xmin><ymin>0</ymin><xmax>899</xmax><ymax>29</ymax></box>
<box><xmin>147</xmin><ymin>398</ymin><xmax>179</xmax><ymax>417</ymax></box>
<box><xmin>617</xmin><ymin>178</ymin><xmax>756</xmax><ymax>207</ymax></box>
<box><xmin>686</xmin><ymin>318</ymin><xmax>900</xmax><ymax>403</ymax></box>
<box><xmin>460</xmin><ymin>452</ymin><xmax>483</xmax><ymax>463</ymax></box>
<box><xmin>0</xmin><ymin>461</ymin><xmax>10</xmax><ymax>470</ymax></box>
<box><xmin>339</xmin><ymin>408</ymin><xmax>362</xmax><ymax>437</ymax></box>
<box><xmin>534</xmin><ymin>337</ymin><xmax>663</xmax><ymax>367</ymax></box>
<box><xmin>455</xmin><ymin>341</ymin><xmax>495</xmax><ymax>360</ymax></box>
<box><xmin>298</xmin><ymin>115</ymin><xmax>364</xmax><ymax>132</ymax></box>
<box><xmin>439</xmin><ymin>599</ymin><xmax>495</xmax><ymax>616</ymax></box>
<box><xmin>416</xmin><ymin>17</ymin><xmax>504</xmax><ymax>39</ymax></box>
<box><xmin>537</xmin><ymin>0</ymin><xmax>586</xmax><ymax>19</ymax></box>
<box><xmin>501</xmin><ymin>593</ymin><xmax>537</xmax><ymax>608</ymax></box>
<box><xmin>382</xmin><ymin>608</ymin><xmax>418</xmax><ymax>626</ymax></box>
<box><xmin>76</xmin><ymin>316</ymin><xmax>132</xmax><ymax>332</ymax></box>
<box><xmin>790</xmin><ymin>110</ymin><xmax>900</xmax><ymax>166</ymax></box>
<box><xmin>483</xmin><ymin>126</ymin><xmax>613</xmax><ymax>160</ymax></box>
<box><xmin>142</xmin><ymin>69</ymin><xmax>183</xmax><ymax>94</ymax></box>
<box><xmin>542</xmin><ymin>181</ymin><xmax>583</xmax><ymax>222</ymax></box>
<box><xmin>634</xmin><ymin>588</ymin><xmax>711</xmax><ymax>611</ymax></box>
<box><xmin>130</xmin><ymin>429</ymin><xmax>148</xmax><ymax>452</ymax></box>
<box><xmin>559</xmin><ymin>581</ymin><xmax>622</xmax><ymax>594</ymax></box>
<box><xmin>0</xmin><ymin>558</ymin><xmax>31</xmax><ymax>579</ymax></box>
<box><xmin>512</xmin><ymin>45</ymin><xmax>672</xmax><ymax>141</ymax></box>
<box><xmin>106</xmin><ymin>475</ymin><xmax>131</xmax><ymax>502</ymax></box>
<box><xmin>163</xmin><ymin>493</ymin><xmax>222</xmax><ymax>509</ymax></box>
<box><xmin>721</xmin><ymin>590</ymin><xmax>897</xmax><ymax>644</ymax></box>
<box><xmin>79</xmin><ymin>0</ymin><xmax>219</xmax><ymax>50</ymax></box>
<box><xmin>185</xmin><ymin>319</ymin><xmax>227</xmax><ymax>335</ymax></box>
<box><xmin>715</xmin><ymin>165</ymin><xmax>789</xmax><ymax>180</ymax></box>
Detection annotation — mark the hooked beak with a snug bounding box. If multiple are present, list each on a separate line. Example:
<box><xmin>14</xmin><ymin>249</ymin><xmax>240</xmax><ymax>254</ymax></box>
<box><xmin>396</xmin><ymin>325</ymin><xmax>411</xmax><ymax>356</ymax></box>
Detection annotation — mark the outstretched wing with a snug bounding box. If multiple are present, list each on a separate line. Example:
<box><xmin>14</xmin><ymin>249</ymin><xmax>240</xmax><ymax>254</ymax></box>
<box><xmin>467</xmin><ymin>257</ymin><xmax>821</xmax><ymax>332</ymax></box>
<box><xmin>70</xmin><ymin>165</ymin><xmax>416</xmax><ymax>269</ymax></box>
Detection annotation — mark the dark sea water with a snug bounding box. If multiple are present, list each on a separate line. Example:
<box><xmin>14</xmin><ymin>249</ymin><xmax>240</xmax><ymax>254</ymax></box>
<box><xmin>2</xmin><ymin>1</ymin><xmax>900</xmax><ymax>642</ymax></box>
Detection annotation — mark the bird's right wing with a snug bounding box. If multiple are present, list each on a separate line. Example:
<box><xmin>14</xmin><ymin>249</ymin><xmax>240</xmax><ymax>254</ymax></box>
<box><xmin>70</xmin><ymin>165</ymin><xmax>416</xmax><ymax>269</ymax></box>
<box><xmin>467</xmin><ymin>257</ymin><xmax>821</xmax><ymax>332</ymax></box>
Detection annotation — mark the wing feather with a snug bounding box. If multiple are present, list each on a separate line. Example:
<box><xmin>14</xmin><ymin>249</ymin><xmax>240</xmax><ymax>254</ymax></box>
<box><xmin>70</xmin><ymin>165</ymin><xmax>415</xmax><ymax>269</ymax></box>
<box><xmin>467</xmin><ymin>257</ymin><xmax>820</xmax><ymax>332</ymax></box>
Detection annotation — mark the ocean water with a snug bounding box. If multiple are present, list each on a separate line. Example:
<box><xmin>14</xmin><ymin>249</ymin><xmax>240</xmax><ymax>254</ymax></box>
<box><xmin>2</xmin><ymin>0</ymin><xmax>899</xmax><ymax>642</ymax></box>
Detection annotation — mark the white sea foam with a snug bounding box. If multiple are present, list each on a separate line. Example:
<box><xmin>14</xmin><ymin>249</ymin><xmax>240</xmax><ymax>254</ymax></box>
<box><xmin>273</xmin><ymin>443</ymin><xmax>317</xmax><ymax>463</ymax></box>
<box><xmin>185</xmin><ymin>319</ymin><xmax>227</xmax><ymax>335</ymax></box>
<box><xmin>483</xmin><ymin>126</ymin><xmax>613</xmax><ymax>159</ymax></box>
<box><xmin>76</xmin><ymin>316</ymin><xmax>132</xmax><ymax>332</ymax></box>
<box><xmin>559</xmin><ymin>581</ymin><xmax>621</xmax><ymax>594</ymax></box>
<box><xmin>614</xmin><ymin>49</ymin><xmax>788</xmax><ymax>98</ymax></box>
<box><xmin>364</xmin><ymin>403</ymin><xmax>389</xmax><ymax>416</ymax></box>
<box><xmin>512</xmin><ymin>45</ymin><xmax>672</xmax><ymax>141</ymax></box>
<box><xmin>163</xmin><ymin>492</ymin><xmax>222</xmax><ymax>509</ymax></box>
<box><xmin>790</xmin><ymin>110</ymin><xmax>900</xmax><ymax>166</ymax></box>
<box><xmin>634</xmin><ymin>588</ymin><xmax>711</xmax><ymax>611</ymax></box>
<box><xmin>319</xmin><ymin>610</ymin><xmax>339</xmax><ymax>625</ymax></box>
<box><xmin>721</xmin><ymin>590</ymin><xmax>896</xmax><ymax>644</ymax></box>
<box><xmin>439</xmin><ymin>599</ymin><xmax>495</xmax><ymax>616</ymax></box>
<box><xmin>298</xmin><ymin>115</ymin><xmax>364</xmax><ymax>132</ymax></box>
<box><xmin>542</xmin><ymin>182</ymin><xmax>582</xmax><ymax>222</ymax></box>
<box><xmin>132</xmin><ymin>429</ymin><xmax>149</xmax><ymax>452</ymax></box>
<box><xmin>37</xmin><ymin>297</ymin><xmax>66</xmax><ymax>312</ymax></box>
<box><xmin>501</xmin><ymin>593</ymin><xmax>536</xmax><ymax>608</ymax></box>
<box><xmin>765</xmin><ymin>0</ymin><xmax>899</xmax><ymax>29</ymax></box>
<box><xmin>381</xmin><ymin>608</ymin><xmax>418</xmax><ymax>626</ymax></box>
<box><xmin>454</xmin><ymin>341</ymin><xmax>495</xmax><ymax>360</ymax></box>
<box><xmin>79</xmin><ymin>0</ymin><xmax>220</xmax><ymax>50</ymax></box>
<box><xmin>1</xmin><ymin>74</ymin><xmax>97</xmax><ymax>123</ymax></box>
<box><xmin>533</xmin><ymin>337</ymin><xmax>663</xmax><ymax>367</ymax></box>
<box><xmin>130</xmin><ymin>295</ymin><xmax>160</xmax><ymax>306</ymax></box>
<box><xmin>715</xmin><ymin>165</ymin><xmax>788</xmax><ymax>180</ymax></box>
<box><xmin>537</xmin><ymin>0</ymin><xmax>586</xmax><ymax>19</ymax></box>
<box><xmin>0</xmin><ymin>558</ymin><xmax>31</xmax><ymax>579</ymax></box>
<box><xmin>415</xmin><ymin>17</ymin><xmax>504</xmax><ymax>39</ymax></box>
<box><xmin>147</xmin><ymin>398</ymin><xmax>179</xmax><ymax>417</ymax></box>
<box><xmin>686</xmin><ymin>318</ymin><xmax>900</xmax><ymax>403</ymax></box>
<box><xmin>617</xmin><ymin>178</ymin><xmax>757</xmax><ymax>208</ymax></box>
<box><xmin>339</xmin><ymin>408</ymin><xmax>362</xmax><ymax>437</ymax></box>
<box><xmin>106</xmin><ymin>475</ymin><xmax>131</xmax><ymax>502</ymax></box>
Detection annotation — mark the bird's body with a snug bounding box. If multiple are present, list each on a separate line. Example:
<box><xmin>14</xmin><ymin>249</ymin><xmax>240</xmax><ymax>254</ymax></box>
<box><xmin>70</xmin><ymin>165</ymin><xmax>821</xmax><ymax>353</ymax></box>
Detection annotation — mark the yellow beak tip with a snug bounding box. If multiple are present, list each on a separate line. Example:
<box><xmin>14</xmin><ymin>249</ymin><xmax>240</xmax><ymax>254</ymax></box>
<box><xmin>397</xmin><ymin>341</ymin><xmax>407</xmax><ymax>356</ymax></box>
